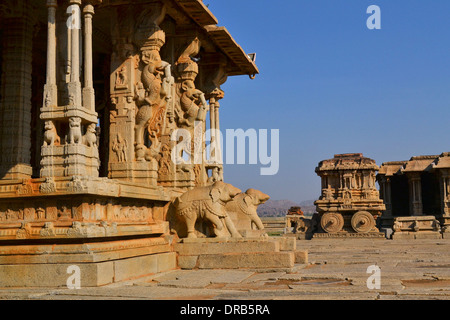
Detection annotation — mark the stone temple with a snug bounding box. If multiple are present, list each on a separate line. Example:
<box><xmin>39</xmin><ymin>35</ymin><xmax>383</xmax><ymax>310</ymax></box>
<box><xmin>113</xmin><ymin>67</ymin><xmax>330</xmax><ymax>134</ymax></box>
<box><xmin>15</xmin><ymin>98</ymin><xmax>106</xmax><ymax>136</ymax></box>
<box><xmin>0</xmin><ymin>0</ymin><xmax>302</xmax><ymax>287</ymax></box>
<box><xmin>377</xmin><ymin>153</ymin><xmax>450</xmax><ymax>239</ymax></box>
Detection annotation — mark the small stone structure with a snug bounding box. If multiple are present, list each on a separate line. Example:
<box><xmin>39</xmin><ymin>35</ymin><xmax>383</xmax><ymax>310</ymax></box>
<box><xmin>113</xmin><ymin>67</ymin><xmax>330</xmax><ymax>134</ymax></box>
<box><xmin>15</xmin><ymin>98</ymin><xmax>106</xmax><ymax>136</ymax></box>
<box><xmin>313</xmin><ymin>154</ymin><xmax>386</xmax><ymax>238</ymax></box>
<box><xmin>285</xmin><ymin>207</ymin><xmax>315</xmax><ymax>240</ymax></box>
<box><xmin>392</xmin><ymin>216</ymin><xmax>441</xmax><ymax>239</ymax></box>
<box><xmin>377</xmin><ymin>152</ymin><xmax>450</xmax><ymax>239</ymax></box>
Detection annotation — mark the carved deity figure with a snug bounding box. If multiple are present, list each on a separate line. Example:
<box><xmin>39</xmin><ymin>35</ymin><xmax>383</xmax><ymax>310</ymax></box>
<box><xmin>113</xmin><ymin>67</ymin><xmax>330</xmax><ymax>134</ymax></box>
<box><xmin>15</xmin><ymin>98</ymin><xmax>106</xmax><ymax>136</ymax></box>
<box><xmin>112</xmin><ymin>133</ymin><xmax>128</xmax><ymax>163</ymax></box>
<box><xmin>158</xmin><ymin>144</ymin><xmax>172</xmax><ymax>176</ymax></box>
<box><xmin>115</xmin><ymin>65</ymin><xmax>127</xmax><ymax>88</ymax></box>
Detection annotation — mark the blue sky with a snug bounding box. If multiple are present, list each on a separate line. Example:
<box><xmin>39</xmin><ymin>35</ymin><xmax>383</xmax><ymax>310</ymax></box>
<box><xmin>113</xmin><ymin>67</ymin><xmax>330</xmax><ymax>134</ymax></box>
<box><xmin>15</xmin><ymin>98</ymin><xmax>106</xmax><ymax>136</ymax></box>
<box><xmin>205</xmin><ymin>0</ymin><xmax>450</xmax><ymax>202</ymax></box>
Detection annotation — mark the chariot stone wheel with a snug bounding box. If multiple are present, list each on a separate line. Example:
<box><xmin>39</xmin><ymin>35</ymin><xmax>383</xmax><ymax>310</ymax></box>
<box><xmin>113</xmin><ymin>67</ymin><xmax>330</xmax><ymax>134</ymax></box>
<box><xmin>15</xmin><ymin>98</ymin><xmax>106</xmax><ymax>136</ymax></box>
<box><xmin>320</xmin><ymin>212</ymin><xmax>344</xmax><ymax>233</ymax></box>
<box><xmin>351</xmin><ymin>211</ymin><xmax>375</xmax><ymax>233</ymax></box>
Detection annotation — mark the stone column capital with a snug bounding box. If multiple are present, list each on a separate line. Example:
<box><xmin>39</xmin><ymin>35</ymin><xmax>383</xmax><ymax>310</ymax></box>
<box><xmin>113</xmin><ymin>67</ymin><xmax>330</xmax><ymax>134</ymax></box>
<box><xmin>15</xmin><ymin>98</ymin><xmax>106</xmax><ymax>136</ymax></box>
<box><xmin>83</xmin><ymin>3</ymin><xmax>95</xmax><ymax>15</ymax></box>
<box><xmin>46</xmin><ymin>0</ymin><xmax>57</xmax><ymax>8</ymax></box>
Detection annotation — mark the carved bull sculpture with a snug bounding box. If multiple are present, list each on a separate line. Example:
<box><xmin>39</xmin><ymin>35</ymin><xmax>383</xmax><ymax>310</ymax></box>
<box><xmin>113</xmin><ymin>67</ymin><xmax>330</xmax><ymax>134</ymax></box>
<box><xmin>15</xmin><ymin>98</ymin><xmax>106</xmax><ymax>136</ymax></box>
<box><xmin>174</xmin><ymin>181</ymin><xmax>242</xmax><ymax>238</ymax></box>
<box><xmin>226</xmin><ymin>189</ymin><xmax>270</xmax><ymax>235</ymax></box>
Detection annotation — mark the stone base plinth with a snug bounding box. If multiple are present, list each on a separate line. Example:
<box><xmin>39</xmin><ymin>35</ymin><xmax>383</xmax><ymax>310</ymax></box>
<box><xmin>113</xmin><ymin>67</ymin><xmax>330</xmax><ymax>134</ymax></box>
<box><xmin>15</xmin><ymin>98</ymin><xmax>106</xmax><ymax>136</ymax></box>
<box><xmin>109</xmin><ymin>161</ymin><xmax>158</xmax><ymax>186</ymax></box>
<box><xmin>174</xmin><ymin>237</ymin><xmax>300</xmax><ymax>271</ymax></box>
<box><xmin>392</xmin><ymin>232</ymin><xmax>443</xmax><ymax>240</ymax></box>
<box><xmin>313</xmin><ymin>232</ymin><xmax>386</xmax><ymax>239</ymax></box>
<box><xmin>238</xmin><ymin>229</ymin><xmax>267</xmax><ymax>238</ymax></box>
<box><xmin>392</xmin><ymin>216</ymin><xmax>442</xmax><ymax>240</ymax></box>
<box><xmin>0</xmin><ymin>177</ymin><xmax>177</xmax><ymax>287</ymax></box>
<box><xmin>40</xmin><ymin>145</ymin><xmax>99</xmax><ymax>178</ymax></box>
<box><xmin>0</xmin><ymin>237</ymin><xmax>177</xmax><ymax>287</ymax></box>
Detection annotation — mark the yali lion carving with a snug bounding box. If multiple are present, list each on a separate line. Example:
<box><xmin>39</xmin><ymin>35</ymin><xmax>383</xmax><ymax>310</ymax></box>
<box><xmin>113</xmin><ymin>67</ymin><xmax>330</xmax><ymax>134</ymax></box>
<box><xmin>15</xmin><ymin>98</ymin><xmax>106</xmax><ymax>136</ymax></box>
<box><xmin>173</xmin><ymin>181</ymin><xmax>242</xmax><ymax>238</ymax></box>
<box><xmin>225</xmin><ymin>188</ymin><xmax>270</xmax><ymax>235</ymax></box>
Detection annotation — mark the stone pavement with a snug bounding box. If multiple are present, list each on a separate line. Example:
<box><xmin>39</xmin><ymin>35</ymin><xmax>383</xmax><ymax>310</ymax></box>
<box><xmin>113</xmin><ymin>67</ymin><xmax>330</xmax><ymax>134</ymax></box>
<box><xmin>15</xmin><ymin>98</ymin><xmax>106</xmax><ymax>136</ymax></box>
<box><xmin>1</xmin><ymin>238</ymin><xmax>449</xmax><ymax>300</ymax></box>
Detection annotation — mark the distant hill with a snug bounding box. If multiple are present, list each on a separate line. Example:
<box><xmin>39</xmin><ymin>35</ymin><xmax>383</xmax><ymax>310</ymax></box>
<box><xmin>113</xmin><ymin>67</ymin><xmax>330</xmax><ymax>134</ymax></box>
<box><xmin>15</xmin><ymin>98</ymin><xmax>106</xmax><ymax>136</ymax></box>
<box><xmin>257</xmin><ymin>199</ymin><xmax>317</xmax><ymax>217</ymax></box>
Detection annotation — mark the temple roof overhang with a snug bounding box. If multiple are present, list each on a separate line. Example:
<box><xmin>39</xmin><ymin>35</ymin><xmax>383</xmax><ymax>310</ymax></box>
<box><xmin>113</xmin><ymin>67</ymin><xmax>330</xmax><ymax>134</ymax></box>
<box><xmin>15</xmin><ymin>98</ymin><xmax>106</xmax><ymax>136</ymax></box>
<box><xmin>174</xmin><ymin>0</ymin><xmax>258</xmax><ymax>77</ymax></box>
<box><xmin>175</xmin><ymin>0</ymin><xmax>218</xmax><ymax>26</ymax></box>
<box><xmin>204</xmin><ymin>25</ymin><xmax>259</xmax><ymax>77</ymax></box>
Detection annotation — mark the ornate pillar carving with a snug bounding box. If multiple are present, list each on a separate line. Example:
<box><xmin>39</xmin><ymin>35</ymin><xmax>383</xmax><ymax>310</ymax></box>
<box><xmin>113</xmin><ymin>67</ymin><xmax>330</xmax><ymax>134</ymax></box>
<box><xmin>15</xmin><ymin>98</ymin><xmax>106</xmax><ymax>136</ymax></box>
<box><xmin>40</xmin><ymin>0</ymin><xmax>99</xmax><ymax>178</ymax></box>
<box><xmin>167</xmin><ymin>36</ymin><xmax>209</xmax><ymax>188</ymax></box>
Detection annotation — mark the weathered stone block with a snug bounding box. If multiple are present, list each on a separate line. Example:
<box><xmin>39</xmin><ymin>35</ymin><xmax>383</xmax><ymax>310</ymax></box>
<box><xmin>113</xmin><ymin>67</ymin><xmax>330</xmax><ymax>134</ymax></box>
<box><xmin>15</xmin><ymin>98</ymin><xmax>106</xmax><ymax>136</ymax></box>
<box><xmin>0</xmin><ymin>262</ymin><xmax>114</xmax><ymax>287</ymax></box>
<box><xmin>178</xmin><ymin>255</ymin><xmax>199</xmax><ymax>269</ymax></box>
<box><xmin>113</xmin><ymin>252</ymin><xmax>176</xmax><ymax>282</ymax></box>
<box><xmin>276</xmin><ymin>237</ymin><xmax>297</xmax><ymax>251</ymax></box>
<box><xmin>294</xmin><ymin>250</ymin><xmax>308</xmax><ymax>264</ymax></box>
<box><xmin>198</xmin><ymin>252</ymin><xmax>294</xmax><ymax>269</ymax></box>
<box><xmin>174</xmin><ymin>239</ymin><xmax>279</xmax><ymax>256</ymax></box>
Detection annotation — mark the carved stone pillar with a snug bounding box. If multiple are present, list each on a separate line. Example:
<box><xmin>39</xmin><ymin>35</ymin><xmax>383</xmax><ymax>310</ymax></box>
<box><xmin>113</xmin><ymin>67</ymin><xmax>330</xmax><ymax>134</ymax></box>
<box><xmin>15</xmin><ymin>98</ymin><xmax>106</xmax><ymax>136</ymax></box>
<box><xmin>68</xmin><ymin>0</ymin><xmax>82</xmax><ymax>108</ymax></box>
<box><xmin>439</xmin><ymin>170</ymin><xmax>450</xmax><ymax>216</ymax></box>
<box><xmin>385</xmin><ymin>177</ymin><xmax>392</xmax><ymax>216</ymax></box>
<box><xmin>408</xmin><ymin>173</ymin><xmax>423</xmax><ymax>216</ymax></box>
<box><xmin>0</xmin><ymin>6</ymin><xmax>35</xmax><ymax>180</ymax></box>
<box><xmin>44</xmin><ymin>0</ymin><xmax>58</xmax><ymax>108</ymax></box>
<box><xmin>379</xmin><ymin>176</ymin><xmax>390</xmax><ymax>212</ymax></box>
<box><xmin>108</xmin><ymin>4</ymin><xmax>170</xmax><ymax>186</ymax></box>
<box><xmin>82</xmin><ymin>3</ymin><xmax>95</xmax><ymax>112</ymax></box>
<box><xmin>439</xmin><ymin>170</ymin><xmax>450</xmax><ymax>236</ymax></box>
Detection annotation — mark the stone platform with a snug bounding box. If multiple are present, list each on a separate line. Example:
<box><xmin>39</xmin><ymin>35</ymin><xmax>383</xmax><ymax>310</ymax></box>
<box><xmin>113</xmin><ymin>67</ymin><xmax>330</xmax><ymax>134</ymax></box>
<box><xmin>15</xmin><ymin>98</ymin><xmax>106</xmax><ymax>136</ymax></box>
<box><xmin>2</xmin><ymin>238</ymin><xmax>450</xmax><ymax>300</ymax></box>
<box><xmin>0</xmin><ymin>237</ymin><xmax>177</xmax><ymax>287</ymax></box>
<box><xmin>174</xmin><ymin>237</ymin><xmax>307</xmax><ymax>272</ymax></box>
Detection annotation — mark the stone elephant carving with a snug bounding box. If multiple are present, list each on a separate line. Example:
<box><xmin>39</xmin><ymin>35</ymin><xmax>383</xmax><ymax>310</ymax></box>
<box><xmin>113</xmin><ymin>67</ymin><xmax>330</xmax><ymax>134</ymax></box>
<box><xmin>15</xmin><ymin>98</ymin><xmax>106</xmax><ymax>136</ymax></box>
<box><xmin>174</xmin><ymin>181</ymin><xmax>242</xmax><ymax>238</ymax></box>
<box><xmin>225</xmin><ymin>189</ymin><xmax>270</xmax><ymax>235</ymax></box>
